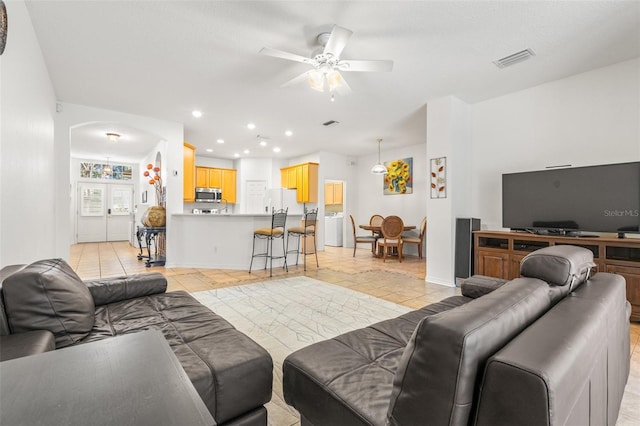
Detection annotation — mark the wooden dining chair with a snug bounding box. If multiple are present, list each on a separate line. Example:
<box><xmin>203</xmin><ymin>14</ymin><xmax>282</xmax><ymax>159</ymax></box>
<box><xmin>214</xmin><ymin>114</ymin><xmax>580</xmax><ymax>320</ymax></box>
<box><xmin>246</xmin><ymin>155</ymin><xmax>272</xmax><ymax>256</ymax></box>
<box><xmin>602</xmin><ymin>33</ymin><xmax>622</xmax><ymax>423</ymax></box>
<box><xmin>378</xmin><ymin>215</ymin><xmax>404</xmax><ymax>262</ymax></box>
<box><xmin>403</xmin><ymin>216</ymin><xmax>426</xmax><ymax>259</ymax></box>
<box><xmin>369</xmin><ymin>214</ymin><xmax>384</xmax><ymax>238</ymax></box>
<box><xmin>349</xmin><ymin>215</ymin><xmax>377</xmax><ymax>257</ymax></box>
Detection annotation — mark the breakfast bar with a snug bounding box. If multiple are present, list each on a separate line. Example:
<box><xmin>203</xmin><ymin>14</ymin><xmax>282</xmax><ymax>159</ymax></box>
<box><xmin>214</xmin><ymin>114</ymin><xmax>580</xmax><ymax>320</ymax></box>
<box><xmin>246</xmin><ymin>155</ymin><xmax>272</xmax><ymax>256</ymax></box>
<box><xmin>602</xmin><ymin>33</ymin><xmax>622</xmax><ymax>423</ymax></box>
<box><xmin>170</xmin><ymin>213</ymin><xmax>303</xmax><ymax>270</ymax></box>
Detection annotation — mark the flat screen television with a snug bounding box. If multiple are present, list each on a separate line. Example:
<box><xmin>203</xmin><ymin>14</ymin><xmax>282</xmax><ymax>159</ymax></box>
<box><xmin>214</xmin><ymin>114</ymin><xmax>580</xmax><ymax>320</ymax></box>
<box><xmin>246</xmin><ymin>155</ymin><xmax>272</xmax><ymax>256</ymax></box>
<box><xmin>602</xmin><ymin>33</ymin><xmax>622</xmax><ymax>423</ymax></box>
<box><xmin>502</xmin><ymin>162</ymin><xmax>640</xmax><ymax>237</ymax></box>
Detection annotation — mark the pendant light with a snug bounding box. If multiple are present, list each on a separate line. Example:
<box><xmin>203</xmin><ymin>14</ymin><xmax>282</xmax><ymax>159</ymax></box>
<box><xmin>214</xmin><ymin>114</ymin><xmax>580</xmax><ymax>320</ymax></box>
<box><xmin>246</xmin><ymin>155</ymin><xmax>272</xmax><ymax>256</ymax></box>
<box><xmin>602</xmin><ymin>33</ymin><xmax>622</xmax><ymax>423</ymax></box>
<box><xmin>370</xmin><ymin>138</ymin><xmax>388</xmax><ymax>175</ymax></box>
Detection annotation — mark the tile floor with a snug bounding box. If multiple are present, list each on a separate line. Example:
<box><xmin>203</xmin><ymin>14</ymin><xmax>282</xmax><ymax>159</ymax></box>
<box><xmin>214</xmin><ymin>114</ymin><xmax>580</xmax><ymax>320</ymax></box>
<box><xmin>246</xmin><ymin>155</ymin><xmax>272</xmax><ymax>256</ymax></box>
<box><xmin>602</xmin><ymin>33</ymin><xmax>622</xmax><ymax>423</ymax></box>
<box><xmin>69</xmin><ymin>241</ymin><xmax>640</xmax><ymax>426</ymax></box>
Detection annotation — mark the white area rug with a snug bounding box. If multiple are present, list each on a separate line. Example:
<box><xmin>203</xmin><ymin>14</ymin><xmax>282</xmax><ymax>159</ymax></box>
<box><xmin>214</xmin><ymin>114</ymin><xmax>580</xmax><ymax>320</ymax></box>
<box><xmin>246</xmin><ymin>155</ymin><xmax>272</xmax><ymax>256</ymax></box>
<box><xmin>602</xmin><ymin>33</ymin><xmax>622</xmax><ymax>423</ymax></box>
<box><xmin>192</xmin><ymin>276</ymin><xmax>411</xmax><ymax>426</ymax></box>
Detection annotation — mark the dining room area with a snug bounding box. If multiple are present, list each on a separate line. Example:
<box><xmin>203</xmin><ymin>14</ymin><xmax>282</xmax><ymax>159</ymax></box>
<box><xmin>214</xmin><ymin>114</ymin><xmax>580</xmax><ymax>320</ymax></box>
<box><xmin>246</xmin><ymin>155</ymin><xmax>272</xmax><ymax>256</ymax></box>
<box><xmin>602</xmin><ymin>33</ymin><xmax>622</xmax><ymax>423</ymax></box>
<box><xmin>349</xmin><ymin>214</ymin><xmax>427</xmax><ymax>262</ymax></box>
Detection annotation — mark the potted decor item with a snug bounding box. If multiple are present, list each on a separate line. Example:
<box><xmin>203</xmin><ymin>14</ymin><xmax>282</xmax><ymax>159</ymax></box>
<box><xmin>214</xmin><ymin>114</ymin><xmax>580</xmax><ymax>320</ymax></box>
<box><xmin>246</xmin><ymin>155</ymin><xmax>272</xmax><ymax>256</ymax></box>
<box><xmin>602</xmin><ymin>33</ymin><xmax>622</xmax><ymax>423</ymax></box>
<box><xmin>142</xmin><ymin>163</ymin><xmax>166</xmax><ymax>227</ymax></box>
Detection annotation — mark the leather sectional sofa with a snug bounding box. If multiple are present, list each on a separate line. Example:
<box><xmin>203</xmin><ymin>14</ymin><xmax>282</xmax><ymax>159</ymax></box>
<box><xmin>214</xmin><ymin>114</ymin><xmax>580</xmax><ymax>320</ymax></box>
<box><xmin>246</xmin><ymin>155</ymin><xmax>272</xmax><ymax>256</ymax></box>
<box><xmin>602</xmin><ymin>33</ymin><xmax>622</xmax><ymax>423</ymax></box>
<box><xmin>0</xmin><ymin>258</ymin><xmax>272</xmax><ymax>426</ymax></box>
<box><xmin>283</xmin><ymin>245</ymin><xmax>631</xmax><ymax>426</ymax></box>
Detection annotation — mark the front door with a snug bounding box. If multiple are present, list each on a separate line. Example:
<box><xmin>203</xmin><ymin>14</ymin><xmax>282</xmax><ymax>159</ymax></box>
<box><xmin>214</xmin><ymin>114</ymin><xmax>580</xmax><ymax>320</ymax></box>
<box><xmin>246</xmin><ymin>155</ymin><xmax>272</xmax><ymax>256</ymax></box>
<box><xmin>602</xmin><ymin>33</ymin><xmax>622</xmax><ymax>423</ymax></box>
<box><xmin>77</xmin><ymin>183</ymin><xmax>133</xmax><ymax>243</ymax></box>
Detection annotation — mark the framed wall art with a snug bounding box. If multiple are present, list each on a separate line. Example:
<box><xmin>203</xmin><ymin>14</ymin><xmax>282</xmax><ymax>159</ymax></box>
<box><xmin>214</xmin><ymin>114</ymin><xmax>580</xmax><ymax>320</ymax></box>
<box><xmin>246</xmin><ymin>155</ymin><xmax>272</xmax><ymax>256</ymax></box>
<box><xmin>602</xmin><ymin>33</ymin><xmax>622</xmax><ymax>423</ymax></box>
<box><xmin>430</xmin><ymin>157</ymin><xmax>447</xmax><ymax>198</ymax></box>
<box><xmin>383</xmin><ymin>157</ymin><xmax>413</xmax><ymax>195</ymax></box>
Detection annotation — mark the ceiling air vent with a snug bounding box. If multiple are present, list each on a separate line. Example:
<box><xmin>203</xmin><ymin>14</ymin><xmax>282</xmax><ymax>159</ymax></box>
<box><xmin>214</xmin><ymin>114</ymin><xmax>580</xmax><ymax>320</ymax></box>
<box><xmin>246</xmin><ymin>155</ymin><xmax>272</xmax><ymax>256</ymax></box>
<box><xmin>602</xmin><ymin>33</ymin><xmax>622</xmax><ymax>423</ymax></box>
<box><xmin>493</xmin><ymin>48</ymin><xmax>536</xmax><ymax>69</ymax></box>
<box><xmin>322</xmin><ymin>120</ymin><xmax>340</xmax><ymax>127</ymax></box>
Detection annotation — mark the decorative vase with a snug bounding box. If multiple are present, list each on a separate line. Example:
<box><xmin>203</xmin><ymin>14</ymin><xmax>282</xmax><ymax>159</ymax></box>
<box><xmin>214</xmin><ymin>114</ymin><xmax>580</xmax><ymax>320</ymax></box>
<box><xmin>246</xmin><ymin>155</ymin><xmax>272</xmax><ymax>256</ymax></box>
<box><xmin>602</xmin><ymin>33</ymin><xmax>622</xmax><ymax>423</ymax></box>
<box><xmin>142</xmin><ymin>206</ymin><xmax>166</xmax><ymax>227</ymax></box>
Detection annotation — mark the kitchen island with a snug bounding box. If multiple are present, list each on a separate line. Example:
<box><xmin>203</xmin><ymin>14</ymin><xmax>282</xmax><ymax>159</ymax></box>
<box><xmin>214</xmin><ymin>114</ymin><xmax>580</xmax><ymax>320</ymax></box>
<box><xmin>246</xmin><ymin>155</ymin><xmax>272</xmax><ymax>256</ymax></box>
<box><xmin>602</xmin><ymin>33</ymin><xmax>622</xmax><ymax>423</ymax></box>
<box><xmin>170</xmin><ymin>213</ymin><xmax>303</xmax><ymax>270</ymax></box>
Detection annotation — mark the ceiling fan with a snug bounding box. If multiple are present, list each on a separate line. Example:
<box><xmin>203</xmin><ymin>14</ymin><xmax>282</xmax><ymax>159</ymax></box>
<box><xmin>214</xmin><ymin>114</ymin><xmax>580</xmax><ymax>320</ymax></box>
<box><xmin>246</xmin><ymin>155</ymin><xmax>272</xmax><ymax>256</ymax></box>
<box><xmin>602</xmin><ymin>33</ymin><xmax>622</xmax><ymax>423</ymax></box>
<box><xmin>259</xmin><ymin>25</ymin><xmax>393</xmax><ymax>96</ymax></box>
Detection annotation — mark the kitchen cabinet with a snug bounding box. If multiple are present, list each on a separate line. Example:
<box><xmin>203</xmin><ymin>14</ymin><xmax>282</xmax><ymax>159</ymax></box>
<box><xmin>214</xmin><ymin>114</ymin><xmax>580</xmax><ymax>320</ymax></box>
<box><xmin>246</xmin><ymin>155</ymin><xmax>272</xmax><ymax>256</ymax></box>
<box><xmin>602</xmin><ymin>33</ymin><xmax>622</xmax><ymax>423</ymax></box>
<box><xmin>281</xmin><ymin>166</ymin><xmax>298</xmax><ymax>189</ymax></box>
<box><xmin>183</xmin><ymin>143</ymin><xmax>196</xmax><ymax>203</ymax></box>
<box><xmin>324</xmin><ymin>182</ymin><xmax>343</xmax><ymax>205</ymax></box>
<box><xmin>281</xmin><ymin>162</ymin><xmax>318</xmax><ymax>203</ymax></box>
<box><xmin>474</xmin><ymin>230</ymin><xmax>640</xmax><ymax>321</ymax></box>
<box><xmin>195</xmin><ymin>166</ymin><xmax>237</xmax><ymax>204</ymax></box>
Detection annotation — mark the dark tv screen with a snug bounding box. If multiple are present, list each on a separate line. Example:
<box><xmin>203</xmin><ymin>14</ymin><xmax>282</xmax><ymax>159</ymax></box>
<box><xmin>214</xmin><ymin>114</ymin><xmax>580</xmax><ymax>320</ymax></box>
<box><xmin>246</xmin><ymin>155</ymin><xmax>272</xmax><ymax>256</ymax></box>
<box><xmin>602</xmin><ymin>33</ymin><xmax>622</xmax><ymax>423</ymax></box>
<box><xmin>502</xmin><ymin>162</ymin><xmax>640</xmax><ymax>234</ymax></box>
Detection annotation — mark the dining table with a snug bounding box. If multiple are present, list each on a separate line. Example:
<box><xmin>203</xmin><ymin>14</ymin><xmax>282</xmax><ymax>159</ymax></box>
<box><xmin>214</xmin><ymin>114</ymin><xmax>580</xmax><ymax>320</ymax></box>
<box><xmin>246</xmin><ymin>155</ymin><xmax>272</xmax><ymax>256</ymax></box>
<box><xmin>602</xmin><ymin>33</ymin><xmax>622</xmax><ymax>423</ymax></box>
<box><xmin>359</xmin><ymin>223</ymin><xmax>416</xmax><ymax>258</ymax></box>
<box><xmin>359</xmin><ymin>224</ymin><xmax>416</xmax><ymax>233</ymax></box>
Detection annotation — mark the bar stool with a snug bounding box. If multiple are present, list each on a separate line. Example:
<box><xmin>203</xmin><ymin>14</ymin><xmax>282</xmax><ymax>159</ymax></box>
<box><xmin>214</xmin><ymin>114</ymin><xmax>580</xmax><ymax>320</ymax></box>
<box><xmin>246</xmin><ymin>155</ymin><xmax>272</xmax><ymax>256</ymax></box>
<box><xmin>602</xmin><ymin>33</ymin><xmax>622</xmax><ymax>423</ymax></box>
<box><xmin>286</xmin><ymin>208</ymin><xmax>319</xmax><ymax>271</ymax></box>
<box><xmin>249</xmin><ymin>208</ymin><xmax>288</xmax><ymax>277</ymax></box>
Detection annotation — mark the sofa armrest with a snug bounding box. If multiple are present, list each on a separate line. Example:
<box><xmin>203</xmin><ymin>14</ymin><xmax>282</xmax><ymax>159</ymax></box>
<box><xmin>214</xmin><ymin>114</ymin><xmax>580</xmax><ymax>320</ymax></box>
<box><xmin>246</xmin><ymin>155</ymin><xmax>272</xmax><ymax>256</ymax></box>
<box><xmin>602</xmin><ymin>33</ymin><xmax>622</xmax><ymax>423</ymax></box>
<box><xmin>85</xmin><ymin>273</ymin><xmax>167</xmax><ymax>306</ymax></box>
<box><xmin>0</xmin><ymin>330</ymin><xmax>56</xmax><ymax>361</ymax></box>
<box><xmin>460</xmin><ymin>275</ymin><xmax>507</xmax><ymax>298</ymax></box>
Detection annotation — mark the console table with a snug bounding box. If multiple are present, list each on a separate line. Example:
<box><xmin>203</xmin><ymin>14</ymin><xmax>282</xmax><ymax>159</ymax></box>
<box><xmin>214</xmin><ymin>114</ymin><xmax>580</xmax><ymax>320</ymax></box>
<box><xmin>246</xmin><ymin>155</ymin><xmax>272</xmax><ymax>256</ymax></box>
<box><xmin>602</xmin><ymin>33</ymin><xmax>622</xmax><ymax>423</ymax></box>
<box><xmin>0</xmin><ymin>330</ymin><xmax>215</xmax><ymax>425</ymax></box>
<box><xmin>137</xmin><ymin>226</ymin><xmax>166</xmax><ymax>267</ymax></box>
<box><xmin>474</xmin><ymin>230</ymin><xmax>640</xmax><ymax>321</ymax></box>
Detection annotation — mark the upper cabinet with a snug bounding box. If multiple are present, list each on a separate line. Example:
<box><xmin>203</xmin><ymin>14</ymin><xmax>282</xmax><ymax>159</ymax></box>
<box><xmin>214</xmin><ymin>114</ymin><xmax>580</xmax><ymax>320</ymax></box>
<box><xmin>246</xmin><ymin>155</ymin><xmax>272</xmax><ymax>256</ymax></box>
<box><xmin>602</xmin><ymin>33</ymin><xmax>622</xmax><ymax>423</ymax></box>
<box><xmin>324</xmin><ymin>182</ymin><xmax>343</xmax><ymax>205</ymax></box>
<box><xmin>281</xmin><ymin>162</ymin><xmax>319</xmax><ymax>203</ymax></box>
<box><xmin>195</xmin><ymin>166</ymin><xmax>237</xmax><ymax>204</ymax></box>
<box><xmin>183</xmin><ymin>143</ymin><xmax>196</xmax><ymax>203</ymax></box>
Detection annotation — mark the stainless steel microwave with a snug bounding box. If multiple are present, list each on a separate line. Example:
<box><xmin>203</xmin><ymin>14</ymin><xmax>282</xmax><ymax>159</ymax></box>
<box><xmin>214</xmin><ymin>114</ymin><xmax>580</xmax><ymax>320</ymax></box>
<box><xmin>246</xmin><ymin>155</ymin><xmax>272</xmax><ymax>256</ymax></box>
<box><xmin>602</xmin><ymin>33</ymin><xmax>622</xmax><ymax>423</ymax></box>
<box><xmin>195</xmin><ymin>187</ymin><xmax>222</xmax><ymax>202</ymax></box>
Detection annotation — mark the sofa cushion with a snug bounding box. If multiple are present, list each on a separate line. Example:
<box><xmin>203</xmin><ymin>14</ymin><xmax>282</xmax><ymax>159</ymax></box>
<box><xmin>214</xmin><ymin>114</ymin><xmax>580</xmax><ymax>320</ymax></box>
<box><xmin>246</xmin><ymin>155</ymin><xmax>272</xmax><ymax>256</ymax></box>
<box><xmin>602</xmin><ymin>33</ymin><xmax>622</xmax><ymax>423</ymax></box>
<box><xmin>84</xmin><ymin>273</ymin><xmax>167</xmax><ymax>305</ymax></box>
<box><xmin>520</xmin><ymin>245</ymin><xmax>595</xmax><ymax>288</ymax></box>
<box><xmin>82</xmin><ymin>290</ymin><xmax>272</xmax><ymax>425</ymax></box>
<box><xmin>387</xmin><ymin>277</ymin><xmax>552</xmax><ymax>426</ymax></box>
<box><xmin>461</xmin><ymin>275</ymin><xmax>508</xmax><ymax>298</ymax></box>
<box><xmin>283</xmin><ymin>295</ymin><xmax>471</xmax><ymax>426</ymax></box>
<box><xmin>3</xmin><ymin>259</ymin><xmax>95</xmax><ymax>348</ymax></box>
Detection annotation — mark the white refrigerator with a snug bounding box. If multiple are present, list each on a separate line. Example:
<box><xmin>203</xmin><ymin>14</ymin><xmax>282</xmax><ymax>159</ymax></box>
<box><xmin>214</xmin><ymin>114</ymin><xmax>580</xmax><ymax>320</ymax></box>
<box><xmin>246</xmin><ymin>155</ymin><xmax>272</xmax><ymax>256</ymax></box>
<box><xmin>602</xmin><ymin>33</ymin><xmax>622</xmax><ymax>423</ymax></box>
<box><xmin>265</xmin><ymin>188</ymin><xmax>304</xmax><ymax>215</ymax></box>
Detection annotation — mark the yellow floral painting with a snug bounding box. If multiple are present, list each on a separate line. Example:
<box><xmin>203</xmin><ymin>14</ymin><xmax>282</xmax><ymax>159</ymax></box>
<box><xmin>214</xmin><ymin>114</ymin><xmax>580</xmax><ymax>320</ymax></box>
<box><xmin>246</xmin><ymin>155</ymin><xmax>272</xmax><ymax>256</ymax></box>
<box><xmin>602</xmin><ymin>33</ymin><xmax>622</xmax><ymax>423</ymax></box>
<box><xmin>383</xmin><ymin>157</ymin><xmax>413</xmax><ymax>195</ymax></box>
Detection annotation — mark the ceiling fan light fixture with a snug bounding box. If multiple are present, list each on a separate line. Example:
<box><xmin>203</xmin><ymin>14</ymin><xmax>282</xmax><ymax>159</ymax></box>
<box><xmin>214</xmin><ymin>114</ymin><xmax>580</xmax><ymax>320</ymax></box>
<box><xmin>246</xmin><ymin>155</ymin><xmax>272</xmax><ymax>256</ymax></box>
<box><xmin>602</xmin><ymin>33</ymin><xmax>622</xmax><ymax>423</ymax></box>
<box><xmin>371</xmin><ymin>138</ymin><xmax>388</xmax><ymax>175</ymax></box>
<box><xmin>327</xmin><ymin>70</ymin><xmax>343</xmax><ymax>92</ymax></box>
<box><xmin>308</xmin><ymin>70</ymin><xmax>325</xmax><ymax>92</ymax></box>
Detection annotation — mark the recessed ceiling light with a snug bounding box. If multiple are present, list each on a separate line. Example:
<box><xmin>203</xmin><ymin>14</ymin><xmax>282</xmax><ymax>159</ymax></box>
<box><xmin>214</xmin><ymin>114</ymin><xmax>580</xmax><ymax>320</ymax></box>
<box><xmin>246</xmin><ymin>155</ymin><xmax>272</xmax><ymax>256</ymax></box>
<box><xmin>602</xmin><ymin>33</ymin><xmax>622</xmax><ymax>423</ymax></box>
<box><xmin>192</xmin><ymin>110</ymin><xmax>203</xmax><ymax>118</ymax></box>
<box><xmin>273</xmin><ymin>147</ymin><xmax>281</xmax><ymax>153</ymax></box>
<box><xmin>259</xmin><ymin>140</ymin><xmax>267</xmax><ymax>147</ymax></box>
<box><xmin>285</xmin><ymin>130</ymin><xmax>293</xmax><ymax>137</ymax></box>
<box><xmin>243</xmin><ymin>149</ymin><xmax>250</xmax><ymax>154</ymax></box>
<box><xmin>234</xmin><ymin>153</ymin><xmax>240</xmax><ymax>158</ymax></box>
<box><xmin>247</xmin><ymin>123</ymin><xmax>256</xmax><ymax>130</ymax></box>
<box><xmin>216</xmin><ymin>139</ymin><xmax>224</xmax><ymax>144</ymax></box>
<box><xmin>206</xmin><ymin>148</ymin><xmax>213</xmax><ymax>153</ymax></box>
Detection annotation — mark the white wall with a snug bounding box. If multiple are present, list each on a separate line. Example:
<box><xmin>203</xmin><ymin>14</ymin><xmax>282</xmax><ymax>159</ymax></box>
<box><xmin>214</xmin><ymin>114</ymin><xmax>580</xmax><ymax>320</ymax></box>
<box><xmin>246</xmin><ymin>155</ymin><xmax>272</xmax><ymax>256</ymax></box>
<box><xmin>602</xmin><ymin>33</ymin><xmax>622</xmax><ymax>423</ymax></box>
<box><xmin>471</xmin><ymin>58</ymin><xmax>640</xmax><ymax>230</ymax></box>
<box><xmin>425</xmin><ymin>97</ymin><xmax>472</xmax><ymax>287</ymax></box>
<box><xmin>0</xmin><ymin>1</ymin><xmax>57</xmax><ymax>266</ymax></box>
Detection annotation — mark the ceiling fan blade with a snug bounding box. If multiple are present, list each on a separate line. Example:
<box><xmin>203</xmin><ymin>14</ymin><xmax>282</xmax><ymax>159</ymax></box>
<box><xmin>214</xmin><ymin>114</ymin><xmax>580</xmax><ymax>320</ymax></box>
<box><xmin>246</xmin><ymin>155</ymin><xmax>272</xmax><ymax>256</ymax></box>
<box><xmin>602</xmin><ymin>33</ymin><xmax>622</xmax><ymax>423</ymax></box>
<box><xmin>281</xmin><ymin>70</ymin><xmax>312</xmax><ymax>88</ymax></box>
<box><xmin>339</xmin><ymin>59</ymin><xmax>394</xmax><ymax>72</ymax></box>
<box><xmin>259</xmin><ymin>47</ymin><xmax>314</xmax><ymax>65</ymax></box>
<box><xmin>323</xmin><ymin>25</ymin><xmax>353</xmax><ymax>57</ymax></box>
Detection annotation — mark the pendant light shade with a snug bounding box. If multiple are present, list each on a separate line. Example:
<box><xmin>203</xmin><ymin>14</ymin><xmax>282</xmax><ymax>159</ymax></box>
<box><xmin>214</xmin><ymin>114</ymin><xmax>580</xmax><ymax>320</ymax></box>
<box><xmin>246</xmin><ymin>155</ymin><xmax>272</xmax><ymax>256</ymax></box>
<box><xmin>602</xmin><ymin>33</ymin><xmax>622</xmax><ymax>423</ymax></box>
<box><xmin>371</xmin><ymin>138</ymin><xmax>388</xmax><ymax>175</ymax></box>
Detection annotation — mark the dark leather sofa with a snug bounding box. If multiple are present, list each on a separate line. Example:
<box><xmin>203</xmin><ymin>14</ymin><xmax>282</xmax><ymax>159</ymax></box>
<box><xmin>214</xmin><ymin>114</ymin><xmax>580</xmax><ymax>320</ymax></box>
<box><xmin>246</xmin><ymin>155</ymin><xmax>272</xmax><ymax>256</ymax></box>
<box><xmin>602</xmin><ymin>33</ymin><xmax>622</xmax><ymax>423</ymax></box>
<box><xmin>283</xmin><ymin>245</ymin><xmax>631</xmax><ymax>426</ymax></box>
<box><xmin>0</xmin><ymin>259</ymin><xmax>272</xmax><ymax>426</ymax></box>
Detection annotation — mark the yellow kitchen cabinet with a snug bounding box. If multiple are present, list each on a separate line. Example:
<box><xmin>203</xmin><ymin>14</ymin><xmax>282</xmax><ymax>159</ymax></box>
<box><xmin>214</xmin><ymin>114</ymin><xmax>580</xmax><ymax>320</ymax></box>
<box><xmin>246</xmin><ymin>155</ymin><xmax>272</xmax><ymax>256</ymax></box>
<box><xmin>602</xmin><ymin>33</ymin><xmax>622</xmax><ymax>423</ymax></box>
<box><xmin>281</xmin><ymin>166</ymin><xmax>298</xmax><ymax>189</ymax></box>
<box><xmin>221</xmin><ymin>169</ymin><xmax>236</xmax><ymax>204</ymax></box>
<box><xmin>280</xmin><ymin>162</ymin><xmax>318</xmax><ymax>203</ymax></box>
<box><xmin>183</xmin><ymin>142</ymin><xmax>196</xmax><ymax>202</ymax></box>
<box><xmin>209</xmin><ymin>168</ymin><xmax>222</xmax><ymax>188</ymax></box>
<box><xmin>195</xmin><ymin>166</ymin><xmax>209</xmax><ymax>188</ymax></box>
<box><xmin>324</xmin><ymin>182</ymin><xmax>343</xmax><ymax>205</ymax></box>
<box><xmin>195</xmin><ymin>166</ymin><xmax>237</xmax><ymax>203</ymax></box>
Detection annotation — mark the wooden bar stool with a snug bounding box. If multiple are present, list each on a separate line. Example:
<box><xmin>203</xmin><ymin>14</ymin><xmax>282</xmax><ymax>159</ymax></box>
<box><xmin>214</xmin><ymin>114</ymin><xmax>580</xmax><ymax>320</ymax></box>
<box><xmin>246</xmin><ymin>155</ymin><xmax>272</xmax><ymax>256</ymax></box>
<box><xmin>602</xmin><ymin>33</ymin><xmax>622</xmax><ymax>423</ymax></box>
<box><xmin>286</xmin><ymin>208</ymin><xmax>318</xmax><ymax>271</ymax></box>
<box><xmin>249</xmin><ymin>208</ymin><xmax>288</xmax><ymax>277</ymax></box>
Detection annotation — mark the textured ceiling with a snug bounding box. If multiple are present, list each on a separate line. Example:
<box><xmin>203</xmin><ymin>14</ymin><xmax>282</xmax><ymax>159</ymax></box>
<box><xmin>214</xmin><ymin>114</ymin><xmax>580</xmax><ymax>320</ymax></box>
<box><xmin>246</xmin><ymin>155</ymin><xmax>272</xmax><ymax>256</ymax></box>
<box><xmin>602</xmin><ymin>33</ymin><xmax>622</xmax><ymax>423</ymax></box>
<box><xmin>25</xmin><ymin>1</ymin><xmax>640</xmax><ymax>162</ymax></box>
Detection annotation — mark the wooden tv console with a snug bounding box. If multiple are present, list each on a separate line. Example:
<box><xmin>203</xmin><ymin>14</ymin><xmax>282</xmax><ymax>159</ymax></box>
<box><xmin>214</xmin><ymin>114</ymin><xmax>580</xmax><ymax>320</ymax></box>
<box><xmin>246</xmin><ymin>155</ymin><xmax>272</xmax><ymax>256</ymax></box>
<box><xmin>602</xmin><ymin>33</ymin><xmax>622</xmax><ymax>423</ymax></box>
<box><xmin>473</xmin><ymin>230</ymin><xmax>640</xmax><ymax>322</ymax></box>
